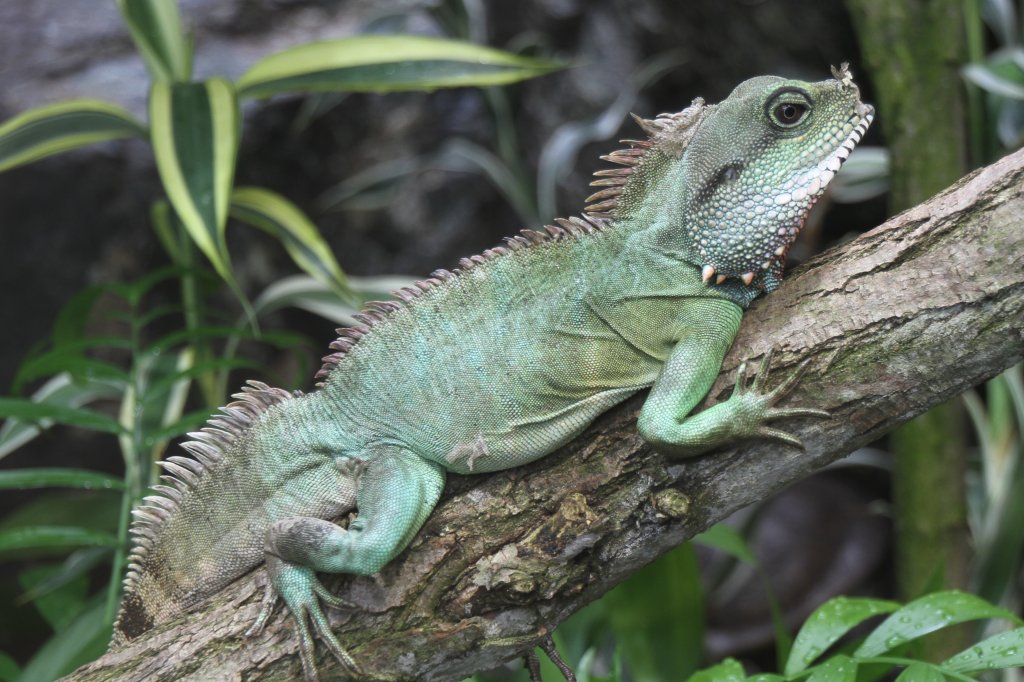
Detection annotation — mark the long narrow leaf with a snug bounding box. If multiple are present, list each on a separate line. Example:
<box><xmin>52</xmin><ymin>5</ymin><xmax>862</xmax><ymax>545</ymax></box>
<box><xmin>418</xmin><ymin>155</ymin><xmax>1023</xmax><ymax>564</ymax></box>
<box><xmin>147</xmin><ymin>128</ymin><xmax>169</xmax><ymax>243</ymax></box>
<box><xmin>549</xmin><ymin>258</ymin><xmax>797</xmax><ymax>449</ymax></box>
<box><xmin>963</xmin><ymin>62</ymin><xmax>1024</xmax><ymax>99</ymax></box>
<box><xmin>0</xmin><ymin>374</ymin><xmax>121</xmax><ymax>459</ymax></box>
<box><xmin>604</xmin><ymin>544</ymin><xmax>704</xmax><ymax>679</ymax></box>
<box><xmin>0</xmin><ymin>469</ymin><xmax>123</xmax><ymax>491</ymax></box>
<box><xmin>941</xmin><ymin>626</ymin><xmax>1024</xmax><ymax>673</ymax></box>
<box><xmin>231</xmin><ymin>186</ymin><xmax>357</xmax><ymax>304</ymax></box>
<box><xmin>0</xmin><ymin>652</ymin><xmax>18</xmax><ymax>682</ymax></box>
<box><xmin>13</xmin><ymin>353</ymin><xmax>130</xmax><ymax>391</ymax></box>
<box><xmin>855</xmin><ymin>590</ymin><xmax>1022</xmax><ymax>657</ymax></box>
<box><xmin>237</xmin><ymin>35</ymin><xmax>560</xmax><ymax>98</ymax></box>
<box><xmin>18</xmin><ymin>547</ymin><xmax>112</xmax><ymax>605</ymax></box>
<box><xmin>807</xmin><ymin>654</ymin><xmax>856</xmax><ymax>682</ymax></box>
<box><xmin>0</xmin><ymin>398</ymin><xmax>124</xmax><ymax>435</ymax></box>
<box><xmin>149</xmin><ymin>78</ymin><xmax>240</xmax><ymax>286</ymax></box>
<box><xmin>685</xmin><ymin>658</ymin><xmax>744</xmax><ymax>682</ymax></box>
<box><xmin>785</xmin><ymin>596</ymin><xmax>900</xmax><ymax>674</ymax></box>
<box><xmin>0</xmin><ymin>100</ymin><xmax>144</xmax><ymax>173</ymax></box>
<box><xmin>253</xmin><ymin>274</ymin><xmax>415</xmax><ymax>325</ymax></box>
<box><xmin>693</xmin><ymin>524</ymin><xmax>758</xmax><ymax>564</ymax></box>
<box><xmin>18</xmin><ymin>598</ymin><xmax>109</xmax><ymax>682</ymax></box>
<box><xmin>895</xmin><ymin>662</ymin><xmax>945</xmax><ymax>681</ymax></box>
<box><xmin>116</xmin><ymin>0</ymin><xmax>192</xmax><ymax>82</ymax></box>
<box><xmin>0</xmin><ymin>527</ymin><xmax>118</xmax><ymax>556</ymax></box>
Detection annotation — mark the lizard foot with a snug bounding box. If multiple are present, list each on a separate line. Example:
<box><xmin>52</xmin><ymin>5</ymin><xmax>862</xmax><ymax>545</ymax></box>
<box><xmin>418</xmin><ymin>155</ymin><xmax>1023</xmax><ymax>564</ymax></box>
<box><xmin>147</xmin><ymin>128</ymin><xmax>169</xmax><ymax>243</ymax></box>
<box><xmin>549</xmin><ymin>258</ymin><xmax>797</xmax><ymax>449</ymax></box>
<box><xmin>523</xmin><ymin>635</ymin><xmax>576</xmax><ymax>682</ymax></box>
<box><xmin>731</xmin><ymin>348</ymin><xmax>831</xmax><ymax>448</ymax></box>
<box><xmin>265</xmin><ymin>554</ymin><xmax>360</xmax><ymax>682</ymax></box>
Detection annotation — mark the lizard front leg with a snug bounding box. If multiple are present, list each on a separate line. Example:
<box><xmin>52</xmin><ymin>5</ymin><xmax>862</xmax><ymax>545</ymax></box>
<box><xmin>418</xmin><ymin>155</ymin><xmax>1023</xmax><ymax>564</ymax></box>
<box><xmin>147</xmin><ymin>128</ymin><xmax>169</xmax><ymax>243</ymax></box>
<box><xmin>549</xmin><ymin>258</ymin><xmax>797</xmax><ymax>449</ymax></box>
<box><xmin>259</xmin><ymin>447</ymin><xmax>446</xmax><ymax>681</ymax></box>
<box><xmin>638</xmin><ymin>319</ymin><xmax>828</xmax><ymax>459</ymax></box>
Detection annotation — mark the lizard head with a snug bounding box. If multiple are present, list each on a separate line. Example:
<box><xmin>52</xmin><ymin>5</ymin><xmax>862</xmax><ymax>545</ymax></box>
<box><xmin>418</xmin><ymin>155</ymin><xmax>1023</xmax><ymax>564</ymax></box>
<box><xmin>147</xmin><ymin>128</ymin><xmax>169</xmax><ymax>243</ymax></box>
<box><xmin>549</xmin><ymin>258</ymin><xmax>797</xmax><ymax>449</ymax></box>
<box><xmin>682</xmin><ymin>64</ymin><xmax>873</xmax><ymax>291</ymax></box>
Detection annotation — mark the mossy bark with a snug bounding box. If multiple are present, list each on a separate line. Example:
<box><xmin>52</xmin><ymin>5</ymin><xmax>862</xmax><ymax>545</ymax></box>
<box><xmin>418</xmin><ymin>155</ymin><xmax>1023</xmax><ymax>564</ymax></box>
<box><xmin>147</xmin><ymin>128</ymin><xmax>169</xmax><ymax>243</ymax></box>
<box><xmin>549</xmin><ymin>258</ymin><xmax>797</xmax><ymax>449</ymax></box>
<box><xmin>844</xmin><ymin>0</ymin><xmax>973</xmax><ymax>658</ymax></box>
<box><xmin>61</xmin><ymin>147</ymin><xmax>1024</xmax><ymax>682</ymax></box>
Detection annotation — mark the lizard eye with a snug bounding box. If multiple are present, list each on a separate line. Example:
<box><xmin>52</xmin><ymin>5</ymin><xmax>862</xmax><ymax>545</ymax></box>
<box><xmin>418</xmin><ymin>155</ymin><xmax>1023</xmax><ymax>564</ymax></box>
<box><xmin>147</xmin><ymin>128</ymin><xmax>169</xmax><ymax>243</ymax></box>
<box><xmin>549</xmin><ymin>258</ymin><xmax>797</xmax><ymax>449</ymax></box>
<box><xmin>766</xmin><ymin>88</ymin><xmax>813</xmax><ymax>129</ymax></box>
<box><xmin>774</xmin><ymin>103</ymin><xmax>807</xmax><ymax>125</ymax></box>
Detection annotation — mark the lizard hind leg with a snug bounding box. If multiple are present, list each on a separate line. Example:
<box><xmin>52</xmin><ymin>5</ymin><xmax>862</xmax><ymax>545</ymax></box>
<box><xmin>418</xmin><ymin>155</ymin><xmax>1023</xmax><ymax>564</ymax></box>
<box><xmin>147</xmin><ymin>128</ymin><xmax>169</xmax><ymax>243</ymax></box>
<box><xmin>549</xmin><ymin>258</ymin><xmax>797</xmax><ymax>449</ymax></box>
<box><xmin>263</xmin><ymin>447</ymin><xmax>447</xmax><ymax>681</ymax></box>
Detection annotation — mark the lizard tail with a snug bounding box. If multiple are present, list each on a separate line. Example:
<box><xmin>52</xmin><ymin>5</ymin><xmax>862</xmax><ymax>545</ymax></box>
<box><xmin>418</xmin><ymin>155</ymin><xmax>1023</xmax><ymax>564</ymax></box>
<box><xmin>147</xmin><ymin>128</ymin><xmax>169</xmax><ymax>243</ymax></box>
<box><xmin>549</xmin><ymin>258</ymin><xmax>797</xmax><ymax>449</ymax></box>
<box><xmin>111</xmin><ymin>380</ymin><xmax>301</xmax><ymax>646</ymax></box>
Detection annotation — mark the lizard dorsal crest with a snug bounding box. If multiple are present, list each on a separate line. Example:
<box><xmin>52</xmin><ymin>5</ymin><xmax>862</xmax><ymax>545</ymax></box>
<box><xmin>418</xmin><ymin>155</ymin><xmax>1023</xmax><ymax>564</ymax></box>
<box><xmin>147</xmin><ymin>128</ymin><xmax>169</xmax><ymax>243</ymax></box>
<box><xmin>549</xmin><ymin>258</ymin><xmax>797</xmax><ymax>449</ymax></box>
<box><xmin>584</xmin><ymin>97</ymin><xmax>709</xmax><ymax>219</ymax></box>
<box><xmin>113</xmin><ymin>381</ymin><xmax>299</xmax><ymax>641</ymax></box>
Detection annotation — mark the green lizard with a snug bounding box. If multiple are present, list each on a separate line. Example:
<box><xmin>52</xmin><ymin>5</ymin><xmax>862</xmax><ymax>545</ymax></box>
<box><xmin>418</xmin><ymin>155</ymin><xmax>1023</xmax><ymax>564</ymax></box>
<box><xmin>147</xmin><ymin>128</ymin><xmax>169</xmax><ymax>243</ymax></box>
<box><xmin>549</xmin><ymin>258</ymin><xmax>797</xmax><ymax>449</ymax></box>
<box><xmin>111</xmin><ymin>65</ymin><xmax>873</xmax><ymax>680</ymax></box>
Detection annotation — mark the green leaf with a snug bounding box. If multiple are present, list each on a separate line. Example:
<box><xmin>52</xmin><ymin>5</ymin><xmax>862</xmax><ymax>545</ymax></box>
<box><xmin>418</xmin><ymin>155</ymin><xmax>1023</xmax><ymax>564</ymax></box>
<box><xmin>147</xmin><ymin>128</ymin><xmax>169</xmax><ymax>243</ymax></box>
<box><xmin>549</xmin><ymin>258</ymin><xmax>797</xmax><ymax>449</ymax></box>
<box><xmin>693</xmin><ymin>524</ymin><xmax>758</xmax><ymax>564</ymax></box>
<box><xmin>896</xmin><ymin>662</ymin><xmax>945</xmax><ymax>681</ymax></box>
<box><xmin>144</xmin><ymin>324</ymin><xmax>259</xmax><ymax>353</ymax></box>
<box><xmin>855</xmin><ymin>590</ymin><xmax>1022</xmax><ymax>657</ymax></box>
<box><xmin>941</xmin><ymin>626</ymin><xmax>1024</xmax><ymax>673</ymax></box>
<box><xmin>14</xmin><ymin>352</ymin><xmax>130</xmax><ymax>391</ymax></box>
<box><xmin>18</xmin><ymin>598</ymin><xmax>110</xmax><ymax>682</ymax></box>
<box><xmin>144</xmin><ymin>356</ymin><xmax>258</xmax><ymax>399</ymax></box>
<box><xmin>237</xmin><ymin>35</ymin><xmax>561</xmax><ymax>99</ymax></box>
<box><xmin>686</xmin><ymin>658</ymin><xmax>745</xmax><ymax>682</ymax></box>
<box><xmin>17</xmin><ymin>547</ymin><xmax>112</xmax><ymax>604</ymax></box>
<box><xmin>116</xmin><ymin>0</ymin><xmax>192</xmax><ymax>82</ymax></box>
<box><xmin>963</xmin><ymin>62</ymin><xmax>1024</xmax><ymax>99</ymax></box>
<box><xmin>0</xmin><ymin>652</ymin><xmax>18</xmax><ymax>682</ymax></box>
<box><xmin>144</xmin><ymin>408</ymin><xmax>216</xmax><ymax>444</ymax></box>
<box><xmin>0</xmin><ymin>374</ymin><xmax>121</xmax><ymax>460</ymax></box>
<box><xmin>149</xmin><ymin>78</ymin><xmax>241</xmax><ymax>288</ymax></box>
<box><xmin>786</xmin><ymin>596</ymin><xmax>900</xmax><ymax>674</ymax></box>
<box><xmin>605</xmin><ymin>543</ymin><xmax>704</xmax><ymax>680</ymax></box>
<box><xmin>0</xmin><ymin>492</ymin><xmax>120</xmax><ymax>534</ymax></box>
<box><xmin>230</xmin><ymin>186</ymin><xmax>357</xmax><ymax>304</ymax></box>
<box><xmin>0</xmin><ymin>398</ymin><xmax>124</xmax><ymax>435</ymax></box>
<box><xmin>807</xmin><ymin>654</ymin><xmax>856</xmax><ymax>682</ymax></box>
<box><xmin>19</xmin><ymin>563</ymin><xmax>88</xmax><ymax>631</ymax></box>
<box><xmin>0</xmin><ymin>99</ymin><xmax>144</xmax><ymax>173</ymax></box>
<box><xmin>0</xmin><ymin>526</ymin><xmax>118</xmax><ymax>557</ymax></box>
<box><xmin>0</xmin><ymin>468</ymin><xmax>123</xmax><ymax>491</ymax></box>
<box><xmin>51</xmin><ymin>286</ymin><xmax>105</xmax><ymax>348</ymax></box>
<box><xmin>253</xmin><ymin>274</ymin><xmax>414</xmax><ymax>325</ymax></box>
<box><xmin>151</xmin><ymin>198</ymin><xmax>182</xmax><ymax>262</ymax></box>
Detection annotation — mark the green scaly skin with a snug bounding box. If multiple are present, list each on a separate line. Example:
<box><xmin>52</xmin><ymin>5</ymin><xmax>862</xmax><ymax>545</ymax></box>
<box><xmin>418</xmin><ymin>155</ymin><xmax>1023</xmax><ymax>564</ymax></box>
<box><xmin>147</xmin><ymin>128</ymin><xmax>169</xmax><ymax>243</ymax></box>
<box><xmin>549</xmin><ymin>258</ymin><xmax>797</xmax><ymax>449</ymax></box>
<box><xmin>111</xmin><ymin>67</ymin><xmax>873</xmax><ymax>680</ymax></box>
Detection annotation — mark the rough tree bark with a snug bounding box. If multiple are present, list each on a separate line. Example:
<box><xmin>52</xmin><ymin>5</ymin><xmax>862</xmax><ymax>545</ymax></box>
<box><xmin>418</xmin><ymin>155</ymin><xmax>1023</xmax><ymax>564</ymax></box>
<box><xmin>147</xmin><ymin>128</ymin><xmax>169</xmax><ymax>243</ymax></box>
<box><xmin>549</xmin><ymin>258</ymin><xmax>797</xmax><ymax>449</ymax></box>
<box><xmin>65</xmin><ymin>148</ymin><xmax>1024</xmax><ymax>682</ymax></box>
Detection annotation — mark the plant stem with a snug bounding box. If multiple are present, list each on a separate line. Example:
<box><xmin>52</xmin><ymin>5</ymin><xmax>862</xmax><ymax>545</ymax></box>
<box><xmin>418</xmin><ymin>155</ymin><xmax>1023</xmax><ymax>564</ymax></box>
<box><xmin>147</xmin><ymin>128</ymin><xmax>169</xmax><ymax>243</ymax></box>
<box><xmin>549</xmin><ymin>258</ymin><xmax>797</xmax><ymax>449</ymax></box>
<box><xmin>106</xmin><ymin>295</ymin><xmax>146</xmax><ymax>624</ymax></box>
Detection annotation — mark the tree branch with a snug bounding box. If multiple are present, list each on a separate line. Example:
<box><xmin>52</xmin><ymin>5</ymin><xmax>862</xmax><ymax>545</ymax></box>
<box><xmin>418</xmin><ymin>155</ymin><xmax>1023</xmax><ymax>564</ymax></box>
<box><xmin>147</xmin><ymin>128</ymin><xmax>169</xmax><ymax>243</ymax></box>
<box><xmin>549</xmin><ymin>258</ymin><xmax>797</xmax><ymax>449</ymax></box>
<box><xmin>65</xmin><ymin>148</ymin><xmax>1024</xmax><ymax>682</ymax></box>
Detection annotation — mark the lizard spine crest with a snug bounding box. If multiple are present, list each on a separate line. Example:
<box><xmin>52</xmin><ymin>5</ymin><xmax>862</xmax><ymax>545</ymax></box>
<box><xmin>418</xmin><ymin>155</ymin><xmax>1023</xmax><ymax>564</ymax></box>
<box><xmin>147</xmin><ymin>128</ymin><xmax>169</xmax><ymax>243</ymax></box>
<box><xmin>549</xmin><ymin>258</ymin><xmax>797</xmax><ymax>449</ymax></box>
<box><xmin>314</xmin><ymin>213</ymin><xmax>608</xmax><ymax>384</ymax></box>
<box><xmin>313</xmin><ymin>102</ymin><xmax>709</xmax><ymax>385</ymax></box>
<box><xmin>114</xmin><ymin>381</ymin><xmax>299</xmax><ymax>636</ymax></box>
<box><xmin>584</xmin><ymin>97</ymin><xmax>708</xmax><ymax>219</ymax></box>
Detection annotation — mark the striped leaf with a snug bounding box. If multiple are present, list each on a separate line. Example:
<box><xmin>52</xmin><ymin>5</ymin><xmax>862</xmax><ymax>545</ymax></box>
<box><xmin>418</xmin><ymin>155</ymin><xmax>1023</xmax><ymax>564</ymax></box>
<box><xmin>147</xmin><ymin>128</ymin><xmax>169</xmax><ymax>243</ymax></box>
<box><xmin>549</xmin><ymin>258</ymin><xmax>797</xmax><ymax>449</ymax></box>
<box><xmin>0</xmin><ymin>100</ymin><xmax>144</xmax><ymax>173</ymax></box>
<box><xmin>116</xmin><ymin>0</ymin><xmax>192</xmax><ymax>82</ymax></box>
<box><xmin>237</xmin><ymin>35</ymin><xmax>560</xmax><ymax>99</ymax></box>
<box><xmin>230</xmin><ymin>187</ymin><xmax>356</xmax><ymax>304</ymax></box>
<box><xmin>149</xmin><ymin>78</ymin><xmax>239</xmax><ymax>285</ymax></box>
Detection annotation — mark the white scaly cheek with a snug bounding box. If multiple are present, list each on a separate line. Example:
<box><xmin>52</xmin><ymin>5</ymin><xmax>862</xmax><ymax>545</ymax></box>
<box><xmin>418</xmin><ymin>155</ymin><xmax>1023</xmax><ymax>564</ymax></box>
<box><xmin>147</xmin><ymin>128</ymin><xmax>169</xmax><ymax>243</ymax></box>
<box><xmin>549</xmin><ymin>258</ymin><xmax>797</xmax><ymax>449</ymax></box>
<box><xmin>769</xmin><ymin>112</ymin><xmax>873</xmax><ymax>206</ymax></box>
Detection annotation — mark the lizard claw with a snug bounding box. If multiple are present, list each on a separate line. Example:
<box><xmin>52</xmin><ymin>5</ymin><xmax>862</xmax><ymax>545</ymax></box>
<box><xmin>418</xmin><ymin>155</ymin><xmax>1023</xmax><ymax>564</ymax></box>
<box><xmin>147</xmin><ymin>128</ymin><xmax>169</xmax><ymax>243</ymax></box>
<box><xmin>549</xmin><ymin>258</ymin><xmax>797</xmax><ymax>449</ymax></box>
<box><xmin>767</xmin><ymin>355</ymin><xmax>815</xmax><ymax>401</ymax></box>
<box><xmin>265</xmin><ymin>555</ymin><xmax>361</xmax><ymax>681</ymax></box>
<box><xmin>729</xmin><ymin>349</ymin><xmax>830</xmax><ymax>449</ymax></box>
<box><xmin>246</xmin><ymin>579</ymin><xmax>279</xmax><ymax>638</ymax></box>
<box><xmin>524</xmin><ymin>635</ymin><xmax>576</xmax><ymax>682</ymax></box>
